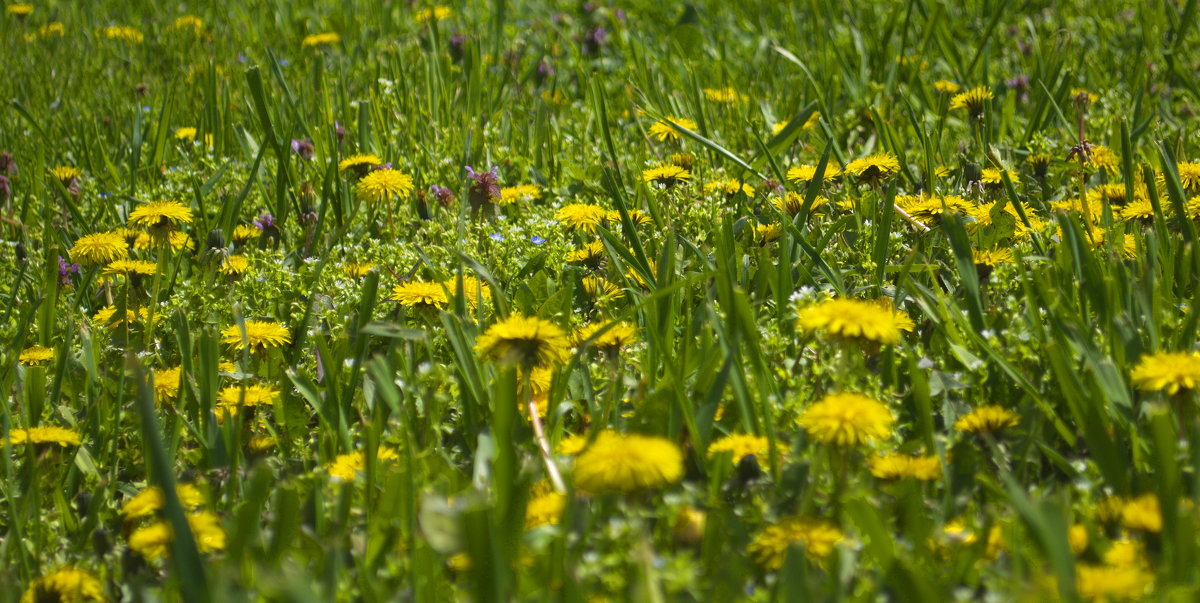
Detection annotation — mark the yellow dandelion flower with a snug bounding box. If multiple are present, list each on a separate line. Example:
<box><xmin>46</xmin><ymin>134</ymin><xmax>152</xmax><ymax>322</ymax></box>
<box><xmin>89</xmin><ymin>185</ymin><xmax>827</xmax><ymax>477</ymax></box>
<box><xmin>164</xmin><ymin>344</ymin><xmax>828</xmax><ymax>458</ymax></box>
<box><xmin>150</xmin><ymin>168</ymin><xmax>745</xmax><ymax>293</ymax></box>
<box><xmin>474</xmin><ymin>313</ymin><xmax>570</xmax><ymax>368</ymax></box>
<box><xmin>573</xmin><ymin>321</ymin><xmax>638</xmax><ymax>351</ymax></box>
<box><xmin>934</xmin><ymin>80</ymin><xmax>961</xmax><ymax>94</ymax></box>
<box><xmin>415</xmin><ymin>6</ymin><xmax>452</xmax><ymax>23</ymax></box>
<box><xmin>796</xmin><ymin>297</ymin><xmax>914</xmax><ymax>345</ymax></box>
<box><xmin>868</xmin><ymin>453</ymin><xmax>941</xmax><ymax>480</ymax></box>
<box><xmin>173</xmin><ymin>16</ymin><xmax>204</xmax><ymax>33</ymax></box>
<box><xmin>1070</xmin><ymin>88</ymin><xmax>1099</xmax><ymax>103</ymax></box>
<box><xmin>8</xmin><ymin>426</ymin><xmax>81</xmax><ymax>448</ymax></box>
<box><xmin>572</xmin><ymin>430</ymin><xmax>684</xmax><ymax>494</ymax></box>
<box><xmin>355</xmin><ymin>168</ymin><xmax>414</xmax><ymax>203</ymax></box>
<box><xmin>25</xmin><ymin>22</ymin><xmax>65</xmax><ymax>41</ymax></box>
<box><xmin>390</xmin><ymin>281</ymin><xmax>449</xmax><ymax>308</ymax></box>
<box><xmin>1177</xmin><ymin>161</ymin><xmax>1200</xmax><ymax>191</ymax></box>
<box><xmin>1130</xmin><ymin>351</ymin><xmax>1200</xmax><ymax>394</ymax></box>
<box><xmin>301</xmin><ymin>32</ymin><xmax>340</xmax><ymax>48</ymax></box>
<box><xmin>954</xmin><ymin>405</ymin><xmax>1020</xmax><ymax>434</ymax></box>
<box><xmin>556</xmin><ymin>433</ymin><xmax>589</xmax><ymax>456</ymax></box>
<box><xmin>554</xmin><ymin>203</ymin><xmax>608</xmax><ymax>233</ymax></box>
<box><xmin>129</xmin><ymin>511</ymin><xmax>225</xmax><ymax>560</ymax></box>
<box><xmin>100</xmin><ymin>25</ymin><xmax>143</xmax><ymax>43</ymax></box>
<box><xmin>980</xmin><ymin>168</ymin><xmax>1020</xmax><ymax>185</ymax></box>
<box><xmin>128</xmin><ymin>201</ymin><xmax>193</xmax><ymax>229</ymax></box>
<box><xmin>174</xmin><ymin>127</ymin><xmax>198</xmax><ymax>141</ymax></box>
<box><xmin>525</xmin><ymin>490</ymin><xmax>566</xmax><ymax>528</ymax></box>
<box><xmin>1120</xmin><ymin>493</ymin><xmax>1161</xmax><ymax>533</ymax></box>
<box><xmin>217</xmin><ymin>384</ymin><xmax>279</xmax><ymax>408</ymax></box>
<box><xmin>648</xmin><ymin>116</ymin><xmax>697</xmax><ymax>142</ymax></box>
<box><xmin>753</xmin><ymin>224</ymin><xmax>782</xmax><ymax>244</ymax></box>
<box><xmin>1076</xmin><ymin>564</ymin><xmax>1153</xmax><ymax>601</ymax></box>
<box><xmin>338</xmin><ymin>153</ymin><xmax>383</xmax><ymax>173</ymax></box>
<box><xmin>6</xmin><ymin>4</ymin><xmax>33</xmax><ymax>16</ymax></box>
<box><xmin>325</xmin><ymin>447</ymin><xmax>400</xmax><ymax>481</ymax></box>
<box><xmin>18</xmin><ymin>346</ymin><xmax>54</xmax><ymax>366</ymax></box>
<box><xmin>786</xmin><ymin>164</ymin><xmax>842</xmax><ymax>183</ymax></box>
<box><xmin>973</xmin><ymin>248</ymin><xmax>1013</xmax><ymax>267</ymax></box>
<box><xmin>707</xmin><ymin>433</ymin><xmax>786</xmax><ymax>466</ymax></box>
<box><xmin>641</xmin><ymin>164</ymin><xmax>691</xmax><ymax>186</ymax></box>
<box><xmin>342</xmin><ymin>262</ymin><xmax>374</xmax><ymax>278</ymax></box>
<box><xmin>133</xmin><ymin>230</ymin><xmax>194</xmax><ymax>251</ymax></box>
<box><xmin>154</xmin><ymin>366</ymin><xmax>182</xmax><ymax>401</ymax></box>
<box><xmin>605</xmin><ymin>209</ymin><xmax>651</xmax><ymax>226</ymax></box>
<box><xmin>231</xmin><ymin>224</ymin><xmax>262</xmax><ymax>242</ymax></box>
<box><xmin>21</xmin><ymin>567</ymin><xmax>106</xmax><ymax>603</ymax></box>
<box><xmin>773</xmin><ymin>193</ymin><xmax>830</xmax><ymax>216</ymax></box>
<box><xmin>443</xmin><ymin>275</ymin><xmax>492</xmax><ymax>308</ymax></box>
<box><xmin>49</xmin><ymin>166</ymin><xmax>81</xmax><ymax>184</ymax></box>
<box><xmin>797</xmin><ymin>392</ymin><xmax>894</xmax><ymax>447</ymax></box>
<box><xmin>121</xmin><ymin>484</ymin><xmax>206</xmax><ymax>520</ymax></box>
<box><xmin>949</xmin><ymin>86</ymin><xmax>992</xmax><ymax>115</ymax></box>
<box><xmin>581</xmin><ymin>275</ymin><xmax>624</xmax><ymax>300</ymax></box>
<box><xmin>219</xmin><ymin>255</ymin><xmax>250</xmax><ymax>276</ymax></box>
<box><xmin>845</xmin><ymin>153</ymin><xmax>901</xmax><ymax>182</ymax></box>
<box><xmin>1118</xmin><ymin>199</ymin><xmax>1156</xmax><ymax>222</ymax></box>
<box><xmin>748</xmin><ymin>517</ymin><xmax>844</xmax><ymax>570</ymax></box>
<box><xmin>704</xmin><ymin>179</ymin><xmax>754</xmax><ymax>196</ymax></box>
<box><xmin>220</xmin><ymin>321</ymin><xmax>291</xmax><ymax>352</ymax></box>
<box><xmin>499</xmin><ymin>184</ymin><xmax>542</xmax><ymax>205</ymax></box>
<box><xmin>566</xmin><ymin>241</ymin><xmax>606</xmax><ymax>264</ymax></box>
<box><xmin>702</xmin><ymin>87</ymin><xmax>746</xmax><ymax>103</ymax></box>
<box><xmin>103</xmin><ymin>259</ymin><xmax>158</xmax><ymax>277</ymax></box>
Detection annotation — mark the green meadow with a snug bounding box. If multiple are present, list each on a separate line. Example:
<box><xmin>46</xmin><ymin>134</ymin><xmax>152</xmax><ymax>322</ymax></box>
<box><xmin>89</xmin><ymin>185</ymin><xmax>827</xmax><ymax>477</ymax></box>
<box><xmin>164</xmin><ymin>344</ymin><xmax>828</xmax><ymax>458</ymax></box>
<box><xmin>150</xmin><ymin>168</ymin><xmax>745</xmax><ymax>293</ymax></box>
<box><xmin>1</xmin><ymin>0</ymin><xmax>1199</xmax><ymax>600</ymax></box>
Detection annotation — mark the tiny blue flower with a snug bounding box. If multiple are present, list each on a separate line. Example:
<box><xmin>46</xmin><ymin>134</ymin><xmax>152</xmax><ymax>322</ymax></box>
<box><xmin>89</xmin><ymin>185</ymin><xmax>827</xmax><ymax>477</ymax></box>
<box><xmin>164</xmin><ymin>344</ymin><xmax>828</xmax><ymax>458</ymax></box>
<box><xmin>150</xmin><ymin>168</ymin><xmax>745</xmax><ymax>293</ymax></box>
<box><xmin>278</xmin><ymin>58</ymin><xmax>290</xmax><ymax>66</ymax></box>
<box><xmin>490</xmin><ymin>233</ymin><xmax>505</xmax><ymax>242</ymax></box>
<box><xmin>531</xmin><ymin>235</ymin><xmax>545</xmax><ymax>245</ymax></box>
<box><xmin>49</xmin><ymin>100</ymin><xmax>60</xmax><ymax>109</ymax></box>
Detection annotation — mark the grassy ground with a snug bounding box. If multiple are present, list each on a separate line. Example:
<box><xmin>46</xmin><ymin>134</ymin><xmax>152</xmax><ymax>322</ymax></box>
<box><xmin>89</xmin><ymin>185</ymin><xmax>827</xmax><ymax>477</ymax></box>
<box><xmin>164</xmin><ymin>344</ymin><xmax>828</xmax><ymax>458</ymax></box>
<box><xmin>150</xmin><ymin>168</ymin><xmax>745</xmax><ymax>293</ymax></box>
<box><xmin>1</xmin><ymin>0</ymin><xmax>1199</xmax><ymax>600</ymax></box>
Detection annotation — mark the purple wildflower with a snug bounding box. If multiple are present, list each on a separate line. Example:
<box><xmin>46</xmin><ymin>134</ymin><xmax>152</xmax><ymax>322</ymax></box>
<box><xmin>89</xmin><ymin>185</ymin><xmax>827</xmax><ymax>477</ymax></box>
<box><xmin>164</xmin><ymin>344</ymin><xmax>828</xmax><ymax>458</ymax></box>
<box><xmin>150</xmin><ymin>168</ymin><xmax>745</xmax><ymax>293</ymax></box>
<box><xmin>0</xmin><ymin>152</ymin><xmax>16</xmax><ymax>176</ymax></box>
<box><xmin>58</xmin><ymin>256</ymin><xmax>80</xmax><ymax>287</ymax></box>
<box><xmin>291</xmin><ymin>138</ymin><xmax>315</xmax><ymax>160</ymax></box>
<box><xmin>464</xmin><ymin>165</ymin><xmax>501</xmax><ymax>208</ymax></box>
<box><xmin>0</xmin><ymin>175</ymin><xmax>9</xmax><ymax>203</ymax></box>
<box><xmin>582</xmin><ymin>27</ymin><xmax>607</xmax><ymax>55</ymax></box>
<box><xmin>253</xmin><ymin>213</ymin><xmax>275</xmax><ymax>231</ymax></box>
<box><xmin>431</xmin><ymin>185</ymin><xmax>455</xmax><ymax>207</ymax></box>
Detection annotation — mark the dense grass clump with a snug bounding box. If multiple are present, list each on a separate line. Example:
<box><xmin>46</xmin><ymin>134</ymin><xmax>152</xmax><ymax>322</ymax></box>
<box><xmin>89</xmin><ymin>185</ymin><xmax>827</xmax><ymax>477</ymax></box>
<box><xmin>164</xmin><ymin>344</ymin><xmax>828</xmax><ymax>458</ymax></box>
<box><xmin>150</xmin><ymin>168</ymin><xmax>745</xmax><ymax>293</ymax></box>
<box><xmin>2</xmin><ymin>0</ymin><xmax>1200</xmax><ymax>600</ymax></box>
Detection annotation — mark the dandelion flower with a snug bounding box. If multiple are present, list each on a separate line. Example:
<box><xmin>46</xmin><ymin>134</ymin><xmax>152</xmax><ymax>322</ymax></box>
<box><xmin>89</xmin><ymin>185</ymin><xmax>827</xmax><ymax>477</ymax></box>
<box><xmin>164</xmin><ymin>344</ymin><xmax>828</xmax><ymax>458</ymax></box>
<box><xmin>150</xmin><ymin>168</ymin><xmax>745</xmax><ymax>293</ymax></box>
<box><xmin>954</xmin><ymin>405</ymin><xmax>1020</xmax><ymax>434</ymax></box>
<box><xmin>232</xmin><ymin>224</ymin><xmax>263</xmax><ymax>242</ymax></box>
<box><xmin>219</xmin><ymin>255</ymin><xmax>250</xmax><ymax>276</ymax></box>
<box><xmin>499</xmin><ymin>184</ymin><xmax>542</xmax><ymax>205</ymax></box>
<box><xmin>581</xmin><ymin>276</ymin><xmax>624</xmax><ymax>301</ymax></box>
<box><xmin>134</xmin><ymin>231</ymin><xmax>194</xmax><ymax>251</ymax></box>
<box><xmin>154</xmin><ymin>366</ymin><xmax>182</xmax><ymax>401</ymax></box>
<box><xmin>100</xmin><ymin>26</ymin><xmax>144</xmax><ymax>43</ymax></box>
<box><xmin>301</xmin><ymin>32</ymin><xmax>340</xmax><ymax>48</ymax></box>
<box><xmin>1120</xmin><ymin>494</ymin><xmax>1161</xmax><ymax>533</ymax></box>
<box><xmin>217</xmin><ymin>384</ymin><xmax>280</xmax><ymax>408</ymax></box>
<box><xmin>1130</xmin><ymin>351</ymin><xmax>1200</xmax><ymax>394</ymax></box>
<box><xmin>21</xmin><ymin>567</ymin><xmax>106</xmax><ymax>603</ymax></box>
<box><xmin>572</xmin><ymin>431</ymin><xmax>684</xmax><ymax>494</ymax></box>
<box><xmin>748</xmin><ymin>517</ymin><xmax>843</xmax><ymax>570</ymax></box>
<box><xmin>707</xmin><ymin>433</ymin><xmax>786</xmax><ymax>466</ymax></box>
<box><xmin>390</xmin><ymin>281</ymin><xmax>449</xmax><ymax>308</ymax></box>
<box><xmin>556</xmin><ymin>434</ymin><xmax>589</xmax><ymax>456</ymax></box>
<box><xmin>49</xmin><ymin>166</ymin><xmax>81</xmax><ymax>185</ymax></box>
<box><xmin>338</xmin><ymin>153</ymin><xmax>383</xmax><ymax>173</ymax></box>
<box><xmin>797</xmin><ymin>393</ymin><xmax>894</xmax><ymax>447</ymax></box>
<box><xmin>6</xmin><ymin>4</ymin><xmax>33</xmax><ymax>16</ymax></box>
<box><xmin>934</xmin><ymin>80</ymin><xmax>961</xmax><ymax>94</ymax></box>
<box><xmin>525</xmin><ymin>489</ymin><xmax>566</xmax><ymax>528</ymax></box>
<box><xmin>554</xmin><ymin>203</ymin><xmax>608</xmax><ymax>233</ymax></box>
<box><xmin>641</xmin><ymin>164</ymin><xmax>691</xmax><ymax>187</ymax></box>
<box><xmin>129</xmin><ymin>511</ymin><xmax>225</xmax><ymax>560</ymax></box>
<box><xmin>1176</xmin><ymin>161</ymin><xmax>1200</xmax><ymax>192</ymax></box>
<box><xmin>845</xmin><ymin>153</ymin><xmax>901</xmax><ymax>183</ymax></box>
<box><xmin>18</xmin><ymin>346</ymin><xmax>54</xmax><ymax>366</ymax></box>
<box><xmin>980</xmin><ymin>168</ymin><xmax>1020</xmax><ymax>186</ymax></box>
<box><xmin>796</xmin><ymin>297</ymin><xmax>914</xmax><ymax>345</ymax></box>
<box><xmin>342</xmin><ymin>262</ymin><xmax>374</xmax><ymax>278</ymax></box>
<box><xmin>220</xmin><ymin>321</ymin><xmax>291</xmax><ymax>352</ymax></box>
<box><xmin>475</xmin><ymin>314</ymin><xmax>570</xmax><ymax>367</ymax></box>
<box><xmin>704</xmin><ymin>179</ymin><xmax>754</xmax><ymax>197</ymax></box>
<box><xmin>103</xmin><ymin>259</ymin><xmax>158</xmax><ymax>277</ymax></box>
<box><xmin>415</xmin><ymin>6</ymin><xmax>452</xmax><ymax>23</ymax></box>
<box><xmin>121</xmin><ymin>484</ymin><xmax>206</xmax><ymax>520</ymax></box>
<box><xmin>1075</xmin><ymin>564</ymin><xmax>1153</xmax><ymax>601</ymax></box>
<box><xmin>174</xmin><ymin>127</ymin><xmax>198</xmax><ymax>141</ymax></box>
<box><xmin>573</xmin><ymin>321</ymin><xmax>638</xmax><ymax>351</ymax></box>
<box><xmin>128</xmin><ymin>201</ymin><xmax>193</xmax><ymax>229</ymax></box>
<box><xmin>8</xmin><ymin>426</ymin><xmax>81</xmax><ymax>448</ymax></box>
<box><xmin>786</xmin><ymin>164</ymin><xmax>842</xmax><ymax>183</ymax></box>
<box><xmin>868</xmin><ymin>453</ymin><xmax>941</xmax><ymax>480</ymax></box>
<box><xmin>949</xmin><ymin>86</ymin><xmax>992</xmax><ymax>116</ymax></box>
<box><xmin>648</xmin><ymin>116</ymin><xmax>697</xmax><ymax>142</ymax></box>
<box><xmin>753</xmin><ymin>224</ymin><xmax>782</xmax><ymax>244</ymax></box>
<box><xmin>1118</xmin><ymin>199</ymin><xmax>1156</xmax><ymax>222</ymax></box>
<box><xmin>566</xmin><ymin>241</ymin><xmax>606</xmax><ymax>265</ymax></box>
<box><xmin>173</xmin><ymin>16</ymin><xmax>204</xmax><ymax>33</ymax></box>
<box><xmin>702</xmin><ymin>87</ymin><xmax>745</xmax><ymax>103</ymax></box>
<box><xmin>326</xmin><ymin>448</ymin><xmax>399</xmax><ymax>481</ymax></box>
<box><xmin>356</xmin><ymin>168</ymin><xmax>414</xmax><ymax>203</ymax></box>
<box><xmin>773</xmin><ymin>193</ymin><xmax>830</xmax><ymax>217</ymax></box>
<box><xmin>973</xmin><ymin>248</ymin><xmax>1013</xmax><ymax>267</ymax></box>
